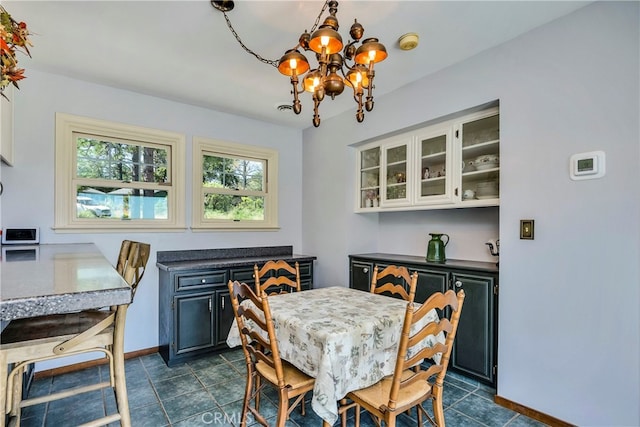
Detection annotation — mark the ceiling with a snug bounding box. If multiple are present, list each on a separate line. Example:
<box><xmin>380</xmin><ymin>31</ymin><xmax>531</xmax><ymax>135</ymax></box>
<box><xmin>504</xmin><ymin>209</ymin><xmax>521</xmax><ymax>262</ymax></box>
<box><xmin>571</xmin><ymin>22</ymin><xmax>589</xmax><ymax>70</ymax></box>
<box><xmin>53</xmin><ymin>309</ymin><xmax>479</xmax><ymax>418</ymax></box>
<box><xmin>6</xmin><ymin>1</ymin><xmax>591</xmax><ymax>130</ymax></box>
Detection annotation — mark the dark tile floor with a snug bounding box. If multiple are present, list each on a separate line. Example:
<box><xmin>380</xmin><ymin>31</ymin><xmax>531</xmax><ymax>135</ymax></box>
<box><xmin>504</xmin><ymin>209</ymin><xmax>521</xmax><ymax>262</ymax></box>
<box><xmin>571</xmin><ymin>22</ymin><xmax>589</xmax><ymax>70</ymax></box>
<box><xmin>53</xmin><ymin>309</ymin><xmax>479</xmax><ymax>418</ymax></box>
<box><xmin>19</xmin><ymin>350</ymin><xmax>547</xmax><ymax>427</ymax></box>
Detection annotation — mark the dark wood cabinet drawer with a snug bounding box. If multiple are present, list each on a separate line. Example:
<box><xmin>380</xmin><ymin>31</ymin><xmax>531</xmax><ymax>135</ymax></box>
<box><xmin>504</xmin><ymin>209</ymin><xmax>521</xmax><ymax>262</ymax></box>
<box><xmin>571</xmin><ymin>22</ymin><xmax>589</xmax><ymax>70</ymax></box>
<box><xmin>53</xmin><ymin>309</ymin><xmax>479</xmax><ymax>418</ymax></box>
<box><xmin>175</xmin><ymin>270</ymin><xmax>227</xmax><ymax>291</ymax></box>
<box><xmin>229</xmin><ymin>267</ymin><xmax>255</xmax><ymax>283</ymax></box>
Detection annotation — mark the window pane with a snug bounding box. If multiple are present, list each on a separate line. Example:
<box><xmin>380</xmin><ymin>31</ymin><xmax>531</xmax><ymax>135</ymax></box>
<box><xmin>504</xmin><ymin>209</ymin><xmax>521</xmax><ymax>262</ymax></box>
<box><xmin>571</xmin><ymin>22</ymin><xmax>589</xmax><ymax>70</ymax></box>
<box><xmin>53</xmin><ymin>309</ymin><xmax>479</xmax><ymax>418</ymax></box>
<box><xmin>76</xmin><ymin>186</ymin><xmax>168</xmax><ymax>220</ymax></box>
<box><xmin>202</xmin><ymin>154</ymin><xmax>264</xmax><ymax>191</ymax></box>
<box><xmin>203</xmin><ymin>194</ymin><xmax>265</xmax><ymax>221</ymax></box>
<box><xmin>76</xmin><ymin>136</ymin><xmax>168</xmax><ymax>183</ymax></box>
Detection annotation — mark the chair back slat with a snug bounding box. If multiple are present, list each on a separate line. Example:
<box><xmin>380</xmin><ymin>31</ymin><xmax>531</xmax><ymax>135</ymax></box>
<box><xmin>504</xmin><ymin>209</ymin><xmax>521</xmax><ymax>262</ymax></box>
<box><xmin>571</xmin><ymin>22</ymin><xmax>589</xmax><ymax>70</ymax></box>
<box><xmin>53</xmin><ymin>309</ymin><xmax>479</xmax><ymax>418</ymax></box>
<box><xmin>228</xmin><ymin>280</ymin><xmax>287</xmax><ymax>387</ymax></box>
<box><xmin>117</xmin><ymin>240</ymin><xmax>150</xmax><ymax>300</ymax></box>
<box><xmin>254</xmin><ymin>260</ymin><xmax>301</xmax><ymax>296</ymax></box>
<box><xmin>386</xmin><ymin>289</ymin><xmax>465</xmax><ymax>411</ymax></box>
<box><xmin>370</xmin><ymin>265</ymin><xmax>417</xmax><ymax>302</ymax></box>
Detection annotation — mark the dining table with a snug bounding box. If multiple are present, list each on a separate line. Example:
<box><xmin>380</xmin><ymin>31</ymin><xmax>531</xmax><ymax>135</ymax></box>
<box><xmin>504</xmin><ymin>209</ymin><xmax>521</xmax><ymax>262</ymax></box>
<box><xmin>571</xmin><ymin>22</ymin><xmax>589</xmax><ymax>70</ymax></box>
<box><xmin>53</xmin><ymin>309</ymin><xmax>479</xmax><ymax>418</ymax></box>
<box><xmin>226</xmin><ymin>286</ymin><xmax>444</xmax><ymax>425</ymax></box>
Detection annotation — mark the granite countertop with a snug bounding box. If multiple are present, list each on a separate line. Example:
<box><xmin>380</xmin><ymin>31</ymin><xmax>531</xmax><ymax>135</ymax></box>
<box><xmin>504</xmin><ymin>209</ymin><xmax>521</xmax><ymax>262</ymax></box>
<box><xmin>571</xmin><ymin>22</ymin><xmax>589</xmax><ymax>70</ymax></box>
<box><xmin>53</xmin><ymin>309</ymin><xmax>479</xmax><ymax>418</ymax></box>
<box><xmin>156</xmin><ymin>245</ymin><xmax>316</xmax><ymax>272</ymax></box>
<box><xmin>349</xmin><ymin>252</ymin><xmax>499</xmax><ymax>273</ymax></box>
<box><xmin>0</xmin><ymin>243</ymin><xmax>131</xmax><ymax>321</ymax></box>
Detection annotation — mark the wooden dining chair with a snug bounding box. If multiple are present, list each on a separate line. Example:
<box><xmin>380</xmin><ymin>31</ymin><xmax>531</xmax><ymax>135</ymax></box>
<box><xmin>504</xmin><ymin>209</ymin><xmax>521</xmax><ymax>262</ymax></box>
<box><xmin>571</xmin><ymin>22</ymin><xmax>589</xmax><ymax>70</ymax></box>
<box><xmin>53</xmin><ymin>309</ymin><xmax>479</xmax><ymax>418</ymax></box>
<box><xmin>370</xmin><ymin>265</ymin><xmax>418</xmax><ymax>302</ymax></box>
<box><xmin>338</xmin><ymin>289</ymin><xmax>465</xmax><ymax>427</ymax></box>
<box><xmin>227</xmin><ymin>280</ymin><xmax>314</xmax><ymax>427</ymax></box>
<box><xmin>253</xmin><ymin>260</ymin><xmax>301</xmax><ymax>296</ymax></box>
<box><xmin>0</xmin><ymin>240</ymin><xmax>150</xmax><ymax>427</ymax></box>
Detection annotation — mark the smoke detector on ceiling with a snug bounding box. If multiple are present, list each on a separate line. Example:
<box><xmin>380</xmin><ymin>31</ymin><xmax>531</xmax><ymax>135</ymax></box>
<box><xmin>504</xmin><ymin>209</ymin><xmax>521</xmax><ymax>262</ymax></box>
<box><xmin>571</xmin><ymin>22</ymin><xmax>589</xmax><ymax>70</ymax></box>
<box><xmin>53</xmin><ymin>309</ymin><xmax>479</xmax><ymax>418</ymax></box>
<box><xmin>398</xmin><ymin>33</ymin><xmax>419</xmax><ymax>51</ymax></box>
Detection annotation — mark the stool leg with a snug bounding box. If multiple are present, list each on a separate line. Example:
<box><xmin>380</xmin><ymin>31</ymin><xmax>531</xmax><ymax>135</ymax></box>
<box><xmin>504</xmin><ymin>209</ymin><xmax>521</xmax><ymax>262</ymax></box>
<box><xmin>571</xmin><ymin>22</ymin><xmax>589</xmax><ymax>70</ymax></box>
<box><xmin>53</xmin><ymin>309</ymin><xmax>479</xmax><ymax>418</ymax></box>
<box><xmin>9</xmin><ymin>366</ymin><xmax>23</xmax><ymax>419</ymax></box>
<box><xmin>112</xmin><ymin>308</ymin><xmax>131</xmax><ymax>427</ymax></box>
<box><xmin>1</xmin><ymin>352</ymin><xmax>7</xmax><ymax>427</ymax></box>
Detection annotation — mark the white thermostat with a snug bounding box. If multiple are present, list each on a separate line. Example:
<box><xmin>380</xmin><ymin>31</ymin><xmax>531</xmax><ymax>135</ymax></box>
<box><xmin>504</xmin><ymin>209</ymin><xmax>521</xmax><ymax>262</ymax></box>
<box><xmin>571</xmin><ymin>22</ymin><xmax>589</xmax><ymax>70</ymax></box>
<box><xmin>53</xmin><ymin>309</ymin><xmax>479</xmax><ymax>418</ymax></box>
<box><xmin>570</xmin><ymin>151</ymin><xmax>605</xmax><ymax>180</ymax></box>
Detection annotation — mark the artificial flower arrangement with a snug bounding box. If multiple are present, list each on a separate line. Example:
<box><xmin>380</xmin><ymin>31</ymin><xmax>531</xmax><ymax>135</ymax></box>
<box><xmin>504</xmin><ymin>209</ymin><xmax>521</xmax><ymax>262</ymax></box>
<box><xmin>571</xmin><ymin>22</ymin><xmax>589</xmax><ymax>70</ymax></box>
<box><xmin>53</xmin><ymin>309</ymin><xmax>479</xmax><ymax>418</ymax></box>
<box><xmin>0</xmin><ymin>5</ymin><xmax>32</xmax><ymax>100</ymax></box>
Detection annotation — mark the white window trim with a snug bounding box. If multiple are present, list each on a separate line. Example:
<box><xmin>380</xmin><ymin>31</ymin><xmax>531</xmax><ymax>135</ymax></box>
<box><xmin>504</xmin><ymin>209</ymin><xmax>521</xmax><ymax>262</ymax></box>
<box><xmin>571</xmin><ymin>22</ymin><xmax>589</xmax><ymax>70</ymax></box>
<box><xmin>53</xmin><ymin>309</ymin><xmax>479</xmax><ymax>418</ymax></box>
<box><xmin>192</xmin><ymin>136</ymin><xmax>279</xmax><ymax>231</ymax></box>
<box><xmin>54</xmin><ymin>113</ymin><xmax>186</xmax><ymax>232</ymax></box>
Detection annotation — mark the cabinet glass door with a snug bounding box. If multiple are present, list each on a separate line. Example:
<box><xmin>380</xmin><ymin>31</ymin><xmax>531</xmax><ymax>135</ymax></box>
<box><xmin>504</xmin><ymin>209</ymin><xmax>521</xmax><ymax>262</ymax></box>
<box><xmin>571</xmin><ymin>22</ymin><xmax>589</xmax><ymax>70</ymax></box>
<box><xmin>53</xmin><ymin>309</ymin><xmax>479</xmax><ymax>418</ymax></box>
<box><xmin>359</xmin><ymin>146</ymin><xmax>380</xmax><ymax>209</ymax></box>
<box><xmin>460</xmin><ymin>113</ymin><xmax>500</xmax><ymax>203</ymax></box>
<box><xmin>381</xmin><ymin>139</ymin><xmax>412</xmax><ymax>207</ymax></box>
<box><xmin>415</xmin><ymin>128</ymin><xmax>453</xmax><ymax>204</ymax></box>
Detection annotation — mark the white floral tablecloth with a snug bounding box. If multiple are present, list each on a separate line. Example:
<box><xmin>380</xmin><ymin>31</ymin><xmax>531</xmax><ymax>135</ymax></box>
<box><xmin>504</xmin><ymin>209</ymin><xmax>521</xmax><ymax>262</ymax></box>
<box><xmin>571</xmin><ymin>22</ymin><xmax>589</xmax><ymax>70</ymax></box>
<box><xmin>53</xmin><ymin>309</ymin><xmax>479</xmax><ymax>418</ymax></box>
<box><xmin>226</xmin><ymin>286</ymin><xmax>443</xmax><ymax>425</ymax></box>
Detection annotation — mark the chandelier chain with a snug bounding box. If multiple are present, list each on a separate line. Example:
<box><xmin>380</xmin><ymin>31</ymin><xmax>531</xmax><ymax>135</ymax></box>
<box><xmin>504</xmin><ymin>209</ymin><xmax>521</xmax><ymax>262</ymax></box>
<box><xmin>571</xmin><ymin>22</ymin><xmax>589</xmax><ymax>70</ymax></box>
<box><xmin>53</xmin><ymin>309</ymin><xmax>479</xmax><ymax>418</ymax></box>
<box><xmin>221</xmin><ymin>11</ymin><xmax>279</xmax><ymax>67</ymax></box>
<box><xmin>219</xmin><ymin>0</ymin><xmax>330</xmax><ymax>68</ymax></box>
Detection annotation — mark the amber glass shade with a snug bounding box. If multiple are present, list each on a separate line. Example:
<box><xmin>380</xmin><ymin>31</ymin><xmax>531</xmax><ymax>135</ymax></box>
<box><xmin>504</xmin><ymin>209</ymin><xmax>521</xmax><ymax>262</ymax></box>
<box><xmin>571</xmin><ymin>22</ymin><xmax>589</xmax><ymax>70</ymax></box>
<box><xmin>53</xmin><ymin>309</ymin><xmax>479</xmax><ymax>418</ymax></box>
<box><xmin>345</xmin><ymin>65</ymin><xmax>369</xmax><ymax>89</ymax></box>
<box><xmin>277</xmin><ymin>50</ymin><xmax>310</xmax><ymax>76</ymax></box>
<box><xmin>303</xmin><ymin>69</ymin><xmax>323</xmax><ymax>93</ymax></box>
<box><xmin>309</xmin><ymin>26</ymin><xmax>343</xmax><ymax>54</ymax></box>
<box><xmin>354</xmin><ymin>38</ymin><xmax>388</xmax><ymax>65</ymax></box>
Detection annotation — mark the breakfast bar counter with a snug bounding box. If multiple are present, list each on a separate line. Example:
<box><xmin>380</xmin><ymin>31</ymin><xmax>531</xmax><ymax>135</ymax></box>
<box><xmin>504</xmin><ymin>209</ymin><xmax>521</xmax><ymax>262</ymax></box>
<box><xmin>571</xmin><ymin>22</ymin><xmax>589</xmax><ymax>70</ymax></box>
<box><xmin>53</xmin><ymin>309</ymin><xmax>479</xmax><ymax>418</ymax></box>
<box><xmin>0</xmin><ymin>244</ymin><xmax>131</xmax><ymax>322</ymax></box>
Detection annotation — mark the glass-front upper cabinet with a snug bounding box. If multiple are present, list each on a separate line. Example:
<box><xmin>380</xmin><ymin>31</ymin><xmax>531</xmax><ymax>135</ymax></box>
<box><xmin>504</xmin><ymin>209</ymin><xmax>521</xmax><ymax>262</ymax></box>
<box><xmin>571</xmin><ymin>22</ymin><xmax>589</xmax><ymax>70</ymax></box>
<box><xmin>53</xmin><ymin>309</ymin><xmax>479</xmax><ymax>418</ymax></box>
<box><xmin>381</xmin><ymin>135</ymin><xmax>413</xmax><ymax>207</ymax></box>
<box><xmin>358</xmin><ymin>146</ymin><xmax>381</xmax><ymax>209</ymax></box>
<box><xmin>354</xmin><ymin>106</ymin><xmax>499</xmax><ymax>212</ymax></box>
<box><xmin>458</xmin><ymin>111</ymin><xmax>500</xmax><ymax>204</ymax></box>
<box><xmin>415</xmin><ymin>126</ymin><xmax>454</xmax><ymax>205</ymax></box>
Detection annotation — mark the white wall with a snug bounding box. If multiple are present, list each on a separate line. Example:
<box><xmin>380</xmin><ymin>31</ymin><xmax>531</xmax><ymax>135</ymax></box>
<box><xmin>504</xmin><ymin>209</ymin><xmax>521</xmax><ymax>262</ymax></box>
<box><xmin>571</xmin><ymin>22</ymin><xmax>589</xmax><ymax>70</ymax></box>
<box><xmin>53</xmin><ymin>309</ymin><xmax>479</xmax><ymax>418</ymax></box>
<box><xmin>302</xmin><ymin>2</ymin><xmax>639</xmax><ymax>426</ymax></box>
<box><xmin>2</xmin><ymin>70</ymin><xmax>305</xmax><ymax>368</ymax></box>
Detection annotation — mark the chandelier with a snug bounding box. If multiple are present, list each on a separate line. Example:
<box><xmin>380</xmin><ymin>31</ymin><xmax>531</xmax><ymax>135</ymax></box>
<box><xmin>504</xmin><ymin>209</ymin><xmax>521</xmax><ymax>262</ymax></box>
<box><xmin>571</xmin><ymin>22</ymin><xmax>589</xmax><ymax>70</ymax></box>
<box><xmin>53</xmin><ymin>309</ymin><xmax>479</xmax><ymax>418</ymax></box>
<box><xmin>211</xmin><ymin>0</ymin><xmax>387</xmax><ymax>127</ymax></box>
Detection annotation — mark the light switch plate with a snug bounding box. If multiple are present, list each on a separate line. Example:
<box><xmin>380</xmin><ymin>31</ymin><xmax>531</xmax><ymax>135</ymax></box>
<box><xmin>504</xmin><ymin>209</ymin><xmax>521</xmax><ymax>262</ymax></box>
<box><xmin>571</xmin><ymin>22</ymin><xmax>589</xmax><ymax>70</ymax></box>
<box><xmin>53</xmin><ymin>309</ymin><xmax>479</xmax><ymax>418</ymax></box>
<box><xmin>520</xmin><ymin>220</ymin><xmax>534</xmax><ymax>240</ymax></box>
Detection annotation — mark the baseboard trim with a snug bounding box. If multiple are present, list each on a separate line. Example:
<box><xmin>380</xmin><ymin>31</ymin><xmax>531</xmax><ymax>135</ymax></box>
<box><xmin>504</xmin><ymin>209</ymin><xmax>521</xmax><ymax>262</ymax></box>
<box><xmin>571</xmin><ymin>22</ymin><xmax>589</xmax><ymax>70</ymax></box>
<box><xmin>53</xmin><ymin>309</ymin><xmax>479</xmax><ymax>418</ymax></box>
<box><xmin>494</xmin><ymin>395</ymin><xmax>575</xmax><ymax>427</ymax></box>
<box><xmin>33</xmin><ymin>346</ymin><xmax>160</xmax><ymax>379</ymax></box>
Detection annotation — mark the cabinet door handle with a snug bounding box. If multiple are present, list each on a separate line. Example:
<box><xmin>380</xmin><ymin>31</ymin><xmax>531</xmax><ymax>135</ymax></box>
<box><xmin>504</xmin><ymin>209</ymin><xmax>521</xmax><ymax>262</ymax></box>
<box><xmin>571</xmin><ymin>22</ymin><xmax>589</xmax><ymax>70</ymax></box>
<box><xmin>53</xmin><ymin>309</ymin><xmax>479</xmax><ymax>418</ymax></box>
<box><xmin>363</xmin><ymin>268</ymin><xmax>369</xmax><ymax>273</ymax></box>
<box><xmin>455</xmin><ymin>280</ymin><xmax>463</xmax><ymax>288</ymax></box>
<box><xmin>208</xmin><ymin>298</ymin><xmax>212</xmax><ymax>312</ymax></box>
<box><xmin>222</xmin><ymin>297</ymin><xmax>225</xmax><ymax>310</ymax></box>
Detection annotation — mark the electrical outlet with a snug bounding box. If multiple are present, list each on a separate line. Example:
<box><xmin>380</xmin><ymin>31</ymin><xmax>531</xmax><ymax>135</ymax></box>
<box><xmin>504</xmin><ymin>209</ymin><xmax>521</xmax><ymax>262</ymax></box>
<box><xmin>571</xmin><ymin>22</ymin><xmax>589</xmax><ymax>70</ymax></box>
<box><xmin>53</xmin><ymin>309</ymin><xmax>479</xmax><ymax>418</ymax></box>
<box><xmin>520</xmin><ymin>220</ymin><xmax>534</xmax><ymax>240</ymax></box>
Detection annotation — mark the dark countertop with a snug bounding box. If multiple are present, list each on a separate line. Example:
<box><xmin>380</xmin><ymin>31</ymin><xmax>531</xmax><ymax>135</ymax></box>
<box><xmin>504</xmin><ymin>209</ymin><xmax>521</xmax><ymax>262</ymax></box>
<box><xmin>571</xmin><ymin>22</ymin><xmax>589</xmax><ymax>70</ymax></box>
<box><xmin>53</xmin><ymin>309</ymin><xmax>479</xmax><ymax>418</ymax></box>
<box><xmin>156</xmin><ymin>245</ymin><xmax>316</xmax><ymax>272</ymax></box>
<box><xmin>349</xmin><ymin>253</ymin><xmax>498</xmax><ymax>273</ymax></box>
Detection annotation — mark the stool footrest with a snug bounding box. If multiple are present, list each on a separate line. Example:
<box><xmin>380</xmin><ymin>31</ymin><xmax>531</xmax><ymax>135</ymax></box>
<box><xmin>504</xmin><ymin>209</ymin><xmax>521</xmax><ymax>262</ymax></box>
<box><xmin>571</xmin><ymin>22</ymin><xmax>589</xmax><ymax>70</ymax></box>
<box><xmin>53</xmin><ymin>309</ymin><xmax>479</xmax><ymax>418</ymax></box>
<box><xmin>78</xmin><ymin>413</ymin><xmax>122</xmax><ymax>427</ymax></box>
<box><xmin>19</xmin><ymin>381</ymin><xmax>111</xmax><ymax>408</ymax></box>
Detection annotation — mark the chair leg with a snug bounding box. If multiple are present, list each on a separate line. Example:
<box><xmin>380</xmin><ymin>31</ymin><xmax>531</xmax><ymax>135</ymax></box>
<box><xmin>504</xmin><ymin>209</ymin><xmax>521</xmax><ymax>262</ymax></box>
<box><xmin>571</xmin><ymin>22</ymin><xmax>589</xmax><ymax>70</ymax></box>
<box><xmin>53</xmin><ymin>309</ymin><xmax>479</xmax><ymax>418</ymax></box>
<box><xmin>240</xmin><ymin>368</ymin><xmax>253</xmax><ymax>427</ymax></box>
<box><xmin>254</xmin><ymin>374</ymin><xmax>261</xmax><ymax>411</ymax></box>
<box><xmin>432</xmin><ymin>387</ymin><xmax>445</xmax><ymax>426</ymax></box>
<box><xmin>275</xmin><ymin>388</ymin><xmax>288</xmax><ymax>427</ymax></box>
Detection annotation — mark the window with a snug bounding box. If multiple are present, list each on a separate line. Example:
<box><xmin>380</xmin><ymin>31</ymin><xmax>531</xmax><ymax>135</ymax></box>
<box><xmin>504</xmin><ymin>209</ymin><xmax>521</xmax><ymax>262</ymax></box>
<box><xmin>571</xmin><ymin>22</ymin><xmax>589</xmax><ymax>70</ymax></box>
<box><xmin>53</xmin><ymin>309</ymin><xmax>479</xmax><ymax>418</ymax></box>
<box><xmin>55</xmin><ymin>113</ymin><xmax>186</xmax><ymax>231</ymax></box>
<box><xmin>192</xmin><ymin>137</ymin><xmax>278</xmax><ymax>230</ymax></box>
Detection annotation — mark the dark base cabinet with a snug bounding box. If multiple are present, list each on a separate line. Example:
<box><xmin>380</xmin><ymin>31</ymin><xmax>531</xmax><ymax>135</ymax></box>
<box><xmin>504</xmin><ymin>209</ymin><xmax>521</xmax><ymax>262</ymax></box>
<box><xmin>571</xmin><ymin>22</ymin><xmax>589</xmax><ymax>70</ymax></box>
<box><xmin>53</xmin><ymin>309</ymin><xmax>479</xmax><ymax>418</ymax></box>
<box><xmin>158</xmin><ymin>246</ymin><xmax>316</xmax><ymax>367</ymax></box>
<box><xmin>349</xmin><ymin>253</ymin><xmax>498</xmax><ymax>387</ymax></box>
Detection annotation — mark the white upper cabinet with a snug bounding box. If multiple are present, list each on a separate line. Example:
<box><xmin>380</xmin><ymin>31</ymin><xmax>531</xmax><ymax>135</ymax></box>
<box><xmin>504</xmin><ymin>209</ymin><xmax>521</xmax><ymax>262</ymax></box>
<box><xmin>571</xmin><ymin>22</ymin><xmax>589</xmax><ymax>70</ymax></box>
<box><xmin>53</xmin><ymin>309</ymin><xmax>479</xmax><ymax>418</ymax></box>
<box><xmin>380</xmin><ymin>134</ymin><xmax>413</xmax><ymax>208</ymax></box>
<box><xmin>355</xmin><ymin>107</ymin><xmax>499</xmax><ymax>212</ymax></box>
<box><xmin>415</xmin><ymin>125</ymin><xmax>454</xmax><ymax>206</ymax></box>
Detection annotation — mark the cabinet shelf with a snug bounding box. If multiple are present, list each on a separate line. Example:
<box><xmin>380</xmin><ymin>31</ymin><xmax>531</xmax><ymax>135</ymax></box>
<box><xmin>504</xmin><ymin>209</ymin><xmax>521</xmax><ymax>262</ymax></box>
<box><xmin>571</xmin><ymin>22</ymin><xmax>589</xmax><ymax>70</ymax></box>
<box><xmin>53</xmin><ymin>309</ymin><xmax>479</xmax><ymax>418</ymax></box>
<box><xmin>361</xmin><ymin>166</ymin><xmax>379</xmax><ymax>172</ymax></box>
<box><xmin>462</xmin><ymin>139</ymin><xmax>500</xmax><ymax>159</ymax></box>
<box><xmin>421</xmin><ymin>151</ymin><xmax>446</xmax><ymax>160</ymax></box>
<box><xmin>421</xmin><ymin>176</ymin><xmax>446</xmax><ymax>183</ymax></box>
<box><xmin>463</xmin><ymin>168</ymin><xmax>499</xmax><ymax>177</ymax></box>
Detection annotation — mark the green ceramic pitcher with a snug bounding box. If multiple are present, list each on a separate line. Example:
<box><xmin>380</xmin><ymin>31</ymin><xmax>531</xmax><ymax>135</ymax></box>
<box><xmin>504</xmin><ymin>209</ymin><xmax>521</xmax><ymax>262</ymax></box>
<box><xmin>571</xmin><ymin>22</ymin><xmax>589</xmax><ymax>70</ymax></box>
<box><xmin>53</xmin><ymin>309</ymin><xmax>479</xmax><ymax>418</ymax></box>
<box><xmin>426</xmin><ymin>233</ymin><xmax>449</xmax><ymax>263</ymax></box>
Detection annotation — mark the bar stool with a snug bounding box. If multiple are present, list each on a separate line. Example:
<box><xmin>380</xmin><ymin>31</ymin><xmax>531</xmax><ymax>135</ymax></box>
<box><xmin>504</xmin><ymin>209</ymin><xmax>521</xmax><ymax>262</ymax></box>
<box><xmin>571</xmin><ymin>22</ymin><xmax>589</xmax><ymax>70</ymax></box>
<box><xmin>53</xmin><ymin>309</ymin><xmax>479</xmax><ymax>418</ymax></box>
<box><xmin>0</xmin><ymin>240</ymin><xmax>150</xmax><ymax>427</ymax></box>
